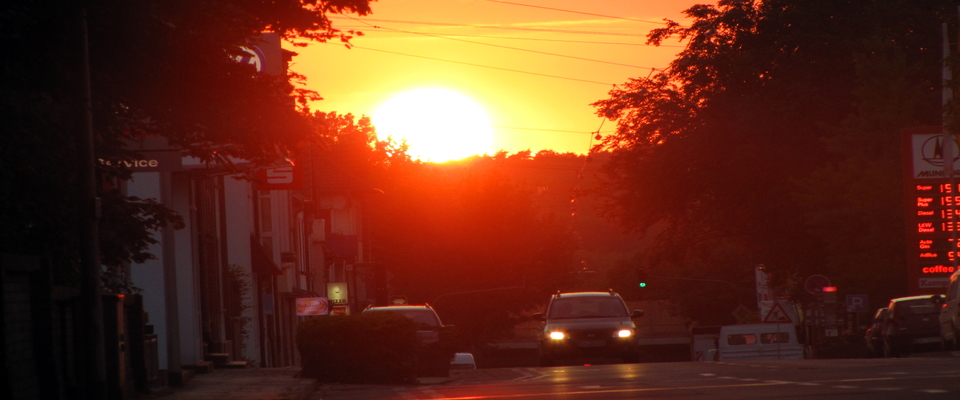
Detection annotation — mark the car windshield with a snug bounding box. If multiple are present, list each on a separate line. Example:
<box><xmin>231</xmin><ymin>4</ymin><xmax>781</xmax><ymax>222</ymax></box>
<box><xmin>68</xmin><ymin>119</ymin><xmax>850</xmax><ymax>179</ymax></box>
<box><xmin>368</xmin><ymin>309</ymin><xmax>441</xmax><ymax>327</ymax></box>
<box><xmin>893</xmin><ymin>299</ymin><xmax>939</xmax><ymax>316</ymax></box>
<box><xmin>547</xmin><ymin>297</ymin><xmax>628</xmax><ymax>319</ymax></box>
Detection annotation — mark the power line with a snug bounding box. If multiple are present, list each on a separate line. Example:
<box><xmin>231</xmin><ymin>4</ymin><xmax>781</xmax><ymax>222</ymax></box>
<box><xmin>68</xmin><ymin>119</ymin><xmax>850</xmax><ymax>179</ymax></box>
<box><xmin>324</xmin><ymin>42</ymin><xmax>615</xmax><ymax>86</ymax></box>
<box><xmin>330</xmin><ymin>17</ymin><xmax>650</xmax><ymax>37</ymax></box>
<box><xmin>335</xmin><ymin>27</ymin><xmax>668</xmax><ymax>46</ymax></box>
<box><xmin>347</xmin><ymin>17</ymin><xmax>653</xmax><ymax>69</ymax></box>
<box><xmin>486</xmin><ymin>0</ymin><xmax>666</xmax><ymax>25</ymax></box>
<box><xmin>492</xmin><ymin>126</ymin><xmax>614</xmax><ymax>134</ymax></box>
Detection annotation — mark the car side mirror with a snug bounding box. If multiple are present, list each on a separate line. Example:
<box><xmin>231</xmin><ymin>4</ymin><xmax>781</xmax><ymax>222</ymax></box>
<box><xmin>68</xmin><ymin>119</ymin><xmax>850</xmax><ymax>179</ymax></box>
<box><xmin>532</xmin><ymin>313</ymin><xmax>545</xmax><ymax>321</ymax></box>
<box><xmin>631</xmin><ymin>310</ymin><xmax>644</xmax><ymax>318</ymax></box>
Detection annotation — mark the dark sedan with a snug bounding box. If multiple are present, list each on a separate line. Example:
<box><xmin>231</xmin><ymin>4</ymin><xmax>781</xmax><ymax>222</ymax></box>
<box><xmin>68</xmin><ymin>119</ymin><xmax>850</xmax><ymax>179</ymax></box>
<box><xmin>882</xmin><ymin>294</ymin><xmax>944</xmax><ymax>357</ymax></box>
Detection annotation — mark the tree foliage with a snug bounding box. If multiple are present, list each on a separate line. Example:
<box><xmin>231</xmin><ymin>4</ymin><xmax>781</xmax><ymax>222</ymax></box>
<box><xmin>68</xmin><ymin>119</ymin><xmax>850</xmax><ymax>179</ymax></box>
<box><xmin>592</xmin><ymin>0</ymin><xmax>956</xmax><ymax>322</ymax></box>
<box><xmin>1</xmin><ymin>0</ymin><xmax>370</xmax><ymax>285</ymax></box>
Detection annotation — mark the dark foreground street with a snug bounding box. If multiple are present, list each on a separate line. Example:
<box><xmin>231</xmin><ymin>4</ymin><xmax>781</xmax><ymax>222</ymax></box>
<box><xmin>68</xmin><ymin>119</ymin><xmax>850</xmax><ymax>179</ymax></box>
<box><xmin>313</xmin><ymin>355</ymin><xmax>960</xmax><ymax>400</ymax></box>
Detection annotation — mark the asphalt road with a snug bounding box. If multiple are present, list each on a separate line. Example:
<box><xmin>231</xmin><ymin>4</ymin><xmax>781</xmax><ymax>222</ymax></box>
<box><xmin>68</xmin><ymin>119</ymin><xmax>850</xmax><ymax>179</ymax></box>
<box><xmin>313</xmin><ymin>353</ymin><xmax>960</xmax><ymax>399</ymax></box>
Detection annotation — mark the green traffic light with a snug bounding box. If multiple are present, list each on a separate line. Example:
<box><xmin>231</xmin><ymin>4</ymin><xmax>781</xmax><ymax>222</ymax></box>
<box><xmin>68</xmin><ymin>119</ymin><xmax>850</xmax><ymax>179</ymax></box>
<box><xmin>638</xmin><ymin>282</ymin><xmax>647</xmax><ymax>288</ymax></box>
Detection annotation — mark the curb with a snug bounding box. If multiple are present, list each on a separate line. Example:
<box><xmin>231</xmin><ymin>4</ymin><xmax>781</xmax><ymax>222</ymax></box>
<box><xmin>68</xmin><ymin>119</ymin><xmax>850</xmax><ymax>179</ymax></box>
<box><xmin>297</xmin><ymin>379</ymin><xmax>320</xmax><ymax>400</ymax></box>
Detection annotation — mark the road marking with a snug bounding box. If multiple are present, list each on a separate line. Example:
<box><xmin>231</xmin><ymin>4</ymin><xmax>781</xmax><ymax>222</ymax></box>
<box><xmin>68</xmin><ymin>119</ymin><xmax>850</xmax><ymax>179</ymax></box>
<box><xmin>580</xmin><ymin>386</ymin><xmax>601</xmax><ymax>389</ymax></box>
<box><xmin>919</xmin><ymin>389</ymin><xmax>949</xmax><ymax>393</ymax></box>
<box><xmin>738</xmin><ymin>378</ymin><xmax>758</xmax><ymax>381</ymax></box>
<box><xmin>795</xmin><ymin>382</ymin><xmax>820</xmax><ymax>386</ymax></box>
<box><xmin>427</xmin><ymin>382</ymin><xmax>793</xmax><ymax>399</ymax></box>
<box><xmin>700</xmin><ymin>373</ymin><xmax>715</xmax><ymax>376</ymax></box>
<box><xmin>832</xmin><ymin>385</ymin><xmax>858</xmax><ymax>389</ymax></box>
<box><xmin>421</xmin><ymin>389</ymin><xmax>443</xmax><ymax>398</ymax></box>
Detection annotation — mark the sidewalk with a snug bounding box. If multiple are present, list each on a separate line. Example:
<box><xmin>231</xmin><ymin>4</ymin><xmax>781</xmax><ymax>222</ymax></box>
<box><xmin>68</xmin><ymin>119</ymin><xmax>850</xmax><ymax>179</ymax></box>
<box><xmin>139</xmin><ymin>367</ymin><xmax>318</xmax><ymax>400</ymax></box>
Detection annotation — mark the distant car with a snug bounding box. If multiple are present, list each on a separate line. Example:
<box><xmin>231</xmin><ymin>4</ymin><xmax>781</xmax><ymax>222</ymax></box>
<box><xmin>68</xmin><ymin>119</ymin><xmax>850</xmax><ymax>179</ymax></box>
<box><xmin>882</xmin><ymin>295</ymin><xmax>944</xmax><ymax>357</ymax></box>
<box><xmin>865</xmin><ymin>307</ymin><xmax>888</xmax><ymax>357</ymax></box>
<box><xmin>940</xmin><ymin>270</ymin><xmax>960</xmax><ymax>350</ymax></box>
<box><xmin>450</xmin><ymin>352</ymin><xmax>477</xmax><ymax>370</ymax></box>
<box><xmin>533</xmin><ymin>290</ymin><xmax>644</xmax><ymax>366</ymax></box>
<box><xmin>362</xmin><ymin>304</ymin><xmax>456</xmax><ymax>376</ymax></box>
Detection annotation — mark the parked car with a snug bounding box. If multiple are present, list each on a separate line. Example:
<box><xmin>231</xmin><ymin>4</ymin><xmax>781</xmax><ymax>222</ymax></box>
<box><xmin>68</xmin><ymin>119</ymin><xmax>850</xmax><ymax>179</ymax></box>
<box><xmin>883</xmin><ymin>295</ymin><xmax>945</xmax><ymax>357</ymax></box>
<box><xmin>707</xmin><ymin>323</ymin><xmax>804</xmax><ymax>361</ymax></box>
<box><xmin>362</xmin><ymin>304</ymin><xmax>457</xmax><ymax>377</ymax></box>
<box><xmin>533</xmin><ymin>290</ymin><xmax>643</xmax><ymax>366</ymax></box>
<box><xmin>940</xmin><ymin>270</ymin><xmax>960</xmax><ymax>350</ymax></box>
<box><xmin>865</xmin><ymin>307</ymin><xmax>888</xmax><ymax>357</ymax></box>
<box><xmin>450</xmin><ymin>352</ymin><xmax>477</xmax><ymax>370</ymax></box>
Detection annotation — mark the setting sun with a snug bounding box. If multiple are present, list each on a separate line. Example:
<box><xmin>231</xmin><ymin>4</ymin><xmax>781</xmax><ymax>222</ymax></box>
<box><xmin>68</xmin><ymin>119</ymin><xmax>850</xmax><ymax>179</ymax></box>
<box><xmin>373</xmin><ymin>88</ymin><xmax>494</xmax><ymax>162</ymax></box>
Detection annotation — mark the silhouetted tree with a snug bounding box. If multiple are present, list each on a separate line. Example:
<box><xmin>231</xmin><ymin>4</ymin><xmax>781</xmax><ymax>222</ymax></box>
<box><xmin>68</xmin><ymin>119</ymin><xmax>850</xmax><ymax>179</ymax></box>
<box><xmin>592</xmin><ymin>0</ymin><xmax>955</xmax><ymax>320</ymax></box>
<box><xmin>1</xmin><ymin>0</ymin><xmax>371</xmax><ymax>284</ymax></box>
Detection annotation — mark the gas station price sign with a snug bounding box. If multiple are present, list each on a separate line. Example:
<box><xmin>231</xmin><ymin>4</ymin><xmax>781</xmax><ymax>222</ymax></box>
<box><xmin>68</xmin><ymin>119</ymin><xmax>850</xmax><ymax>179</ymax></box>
<box><xmin>903</xmin><ymin>126</ymin><xmax>959</xmax><ymax>293</ymax></box>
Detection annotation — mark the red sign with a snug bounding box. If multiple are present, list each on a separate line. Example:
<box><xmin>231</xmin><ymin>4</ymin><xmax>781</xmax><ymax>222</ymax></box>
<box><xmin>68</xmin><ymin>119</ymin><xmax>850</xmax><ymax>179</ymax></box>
<box><xmin>256</xmin><ymin>165</ymin><xmax>301</xmax><ymax>190</ymax></box>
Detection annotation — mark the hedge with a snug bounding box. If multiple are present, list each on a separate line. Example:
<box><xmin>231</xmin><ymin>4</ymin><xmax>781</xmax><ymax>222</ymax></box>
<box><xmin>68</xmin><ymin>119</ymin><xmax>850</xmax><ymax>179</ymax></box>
<box><xmin>296</xmin><ymin>312</ymin><xmax>418</xmax><ymax>383</ymax></box>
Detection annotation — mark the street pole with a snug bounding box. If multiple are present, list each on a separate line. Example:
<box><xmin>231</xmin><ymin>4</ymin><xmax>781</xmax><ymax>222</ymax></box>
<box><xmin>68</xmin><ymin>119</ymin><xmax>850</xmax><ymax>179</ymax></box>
<box><xmin>78</xmin><ymin>9</ymin><xmax>107</xmax><ymax>400</ymax></box>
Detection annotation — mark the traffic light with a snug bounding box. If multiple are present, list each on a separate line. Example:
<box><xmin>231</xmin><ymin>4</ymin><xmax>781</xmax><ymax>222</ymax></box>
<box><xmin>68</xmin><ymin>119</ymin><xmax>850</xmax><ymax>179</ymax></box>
<box><xmin>637</xmin><ymin>269</ymin><xmax>649</xmax><ymax>288</ymax></box>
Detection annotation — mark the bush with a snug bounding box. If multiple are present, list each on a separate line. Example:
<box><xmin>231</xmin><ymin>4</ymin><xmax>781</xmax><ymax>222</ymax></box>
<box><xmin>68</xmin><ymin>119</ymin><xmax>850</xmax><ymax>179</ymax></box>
<box><xmin>296</xmin><ymin>312</ymin><xmax>418</xmax><ymax>383</ymax></box>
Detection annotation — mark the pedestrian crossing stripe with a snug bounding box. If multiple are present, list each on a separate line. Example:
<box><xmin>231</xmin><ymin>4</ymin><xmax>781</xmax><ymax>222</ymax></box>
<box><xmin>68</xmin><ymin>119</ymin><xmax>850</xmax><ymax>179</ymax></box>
<box><xmin>762</xmin><ymin>302</ymin><xmax>792</xmax><ymax>323</ymax></box>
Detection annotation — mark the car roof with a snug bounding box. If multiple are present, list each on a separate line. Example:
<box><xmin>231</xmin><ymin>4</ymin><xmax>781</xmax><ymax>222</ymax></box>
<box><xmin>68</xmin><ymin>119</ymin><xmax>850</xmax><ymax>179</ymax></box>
<box><xmin>889</xmin><ymin>295</ymin><xmax>942</xmax><ymax>303</ymax></box>
<box><xmin>553</xmin><ymin>291</ymin><xmax>620</xmax><ymax>298</ymax></box>
<box><xmin>364</xmin><ymin>305</ymin><xmax>433</xmax><ymax>311</ymax></box>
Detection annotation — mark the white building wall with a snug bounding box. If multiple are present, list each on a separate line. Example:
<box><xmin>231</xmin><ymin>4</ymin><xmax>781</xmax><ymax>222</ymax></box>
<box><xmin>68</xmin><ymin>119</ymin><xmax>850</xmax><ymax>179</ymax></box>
<box><xmin>222</xmin><ymin>176</ymin><xmax>262</xmax><ymax>364</ymax></box>
<box><xmin>127</xmin><ymin>171</ymin><xmax>169</xmax><ymax>368</ymax></box>
<box><xmin>171</xmin><ymin>173</ymin><xmax>202</xmax><ymax>365</ymax></box>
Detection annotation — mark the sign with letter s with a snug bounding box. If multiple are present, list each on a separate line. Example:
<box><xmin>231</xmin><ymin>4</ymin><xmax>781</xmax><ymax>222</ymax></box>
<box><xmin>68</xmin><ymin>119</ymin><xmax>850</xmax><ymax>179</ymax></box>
<box><xmin>256</xmin><ymin>165</ymin><xmax>302</xmax><ymax>190</ymax></box>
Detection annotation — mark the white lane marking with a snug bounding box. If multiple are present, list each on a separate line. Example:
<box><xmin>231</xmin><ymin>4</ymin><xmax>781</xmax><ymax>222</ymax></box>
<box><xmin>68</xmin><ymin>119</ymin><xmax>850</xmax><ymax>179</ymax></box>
<box><xmin>700</xmin><ymin>373</ymin><xmax>715</xmax><ymax>377</ymax></box>
<box><xmin>581</xmin><ymin>386</ymin><xmax>601</xmax><ymax>389</ymax></box>
<box><xmin>796</xmin><ymin>382</ymin><xmax>821</xmax><ymax>386</ymax></box>
<box><xmin>919</xmin><ymin>389</ymin><xmax>949</xmax><ymax>393</ymax></box>
<box><xmin>832</xmin><ymin>385</ymin><xmax>858</xmax><ymax>389</ymax></box>
<box><xmin>739</xmin><ymin>378</ymin><xmax>758</xmax><ymax>381</ymax></box>
<box><xmin>718</xmin><ymin>376</ymin><xmax>737</xmax><ymax>380</ymax></box>
<box><xmin>764</xmin><ymin>380</ymin><xmax>793</xmax><ymax>384</ymax></box>
<box><xmin>870</xmin><ymin>387</ymin><xmax>904</xmax><ymax>391</ymax></box>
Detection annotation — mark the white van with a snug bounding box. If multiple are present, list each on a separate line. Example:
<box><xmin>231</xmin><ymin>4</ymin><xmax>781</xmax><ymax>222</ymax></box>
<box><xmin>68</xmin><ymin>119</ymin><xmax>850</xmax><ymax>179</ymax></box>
<box><xmin>709</xmin><ymin>323</ymin><xmax>804</xmax><ymax>361</ymax></box>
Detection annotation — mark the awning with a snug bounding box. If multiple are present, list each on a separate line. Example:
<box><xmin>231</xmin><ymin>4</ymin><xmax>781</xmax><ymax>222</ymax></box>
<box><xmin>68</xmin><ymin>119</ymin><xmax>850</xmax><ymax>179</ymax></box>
<box><xmin>250</xmin><ymin>236</ymin><xmax>283</xmax><ymax>275</ymax></box>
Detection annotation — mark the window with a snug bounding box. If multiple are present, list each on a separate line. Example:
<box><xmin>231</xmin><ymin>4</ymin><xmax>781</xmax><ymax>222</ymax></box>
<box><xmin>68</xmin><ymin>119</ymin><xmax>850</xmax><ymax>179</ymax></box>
<box><xmin>548</xmin><ymin>297</ymin><xmax>628</xmax><ymax>319</ymax></box>
<box><xmin>760</xmin><ymin>332</ymin><xmax>790</xmax><ymax>344</ymax></box>
<box><xmin>727</xmin><ymin>334</ymin><xmax>757</xmax><ymax>346</ymax></box>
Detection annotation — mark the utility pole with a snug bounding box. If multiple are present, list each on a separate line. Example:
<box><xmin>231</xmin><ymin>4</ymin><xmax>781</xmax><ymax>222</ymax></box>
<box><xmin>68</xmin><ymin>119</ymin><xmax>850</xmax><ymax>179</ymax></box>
<box><xmin>78</xmin><ymin>9</ymin><xmax>107</xmax><ymax>400</ymax></box>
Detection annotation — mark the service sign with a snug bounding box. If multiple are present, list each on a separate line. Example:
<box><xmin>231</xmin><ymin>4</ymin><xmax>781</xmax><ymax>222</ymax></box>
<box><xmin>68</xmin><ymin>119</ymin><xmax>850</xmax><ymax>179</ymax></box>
<box><xmin>296</xmin><ymin>297</ymin><xmax>329</xmax><ymax>316</ymax></box>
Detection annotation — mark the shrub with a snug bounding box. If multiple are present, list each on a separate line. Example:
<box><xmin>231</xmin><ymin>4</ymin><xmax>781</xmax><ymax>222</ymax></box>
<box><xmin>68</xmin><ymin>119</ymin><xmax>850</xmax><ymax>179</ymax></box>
<box><xmin>297</xmin><ymin>311</ymin><xmax>418</xmax><ymax>383</ymax></box>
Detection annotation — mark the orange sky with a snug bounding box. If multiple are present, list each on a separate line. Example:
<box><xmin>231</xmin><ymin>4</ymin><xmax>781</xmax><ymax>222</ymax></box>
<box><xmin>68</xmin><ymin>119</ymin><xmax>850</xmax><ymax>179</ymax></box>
<box><xmin>289</xmin><ymin>0</ymin><xmax>703</xmax><ymax>157</ymax></box>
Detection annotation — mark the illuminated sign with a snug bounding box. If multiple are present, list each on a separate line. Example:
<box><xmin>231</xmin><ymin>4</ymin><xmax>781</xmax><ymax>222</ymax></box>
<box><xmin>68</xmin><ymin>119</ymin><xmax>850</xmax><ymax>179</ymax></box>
<box><xmin>327</xmin><ymin>282</ymin><xmax>348</xmax><ymax>304</ymax></box>
<box><xmin>296</xmin><ymin>297</ymin><xmax>329</xmax><ymax>316</ymax></box>
<box><xmin>903</xmin><ymin>127</ymin><xmax>960</xmax><ymax>294</ymax></box>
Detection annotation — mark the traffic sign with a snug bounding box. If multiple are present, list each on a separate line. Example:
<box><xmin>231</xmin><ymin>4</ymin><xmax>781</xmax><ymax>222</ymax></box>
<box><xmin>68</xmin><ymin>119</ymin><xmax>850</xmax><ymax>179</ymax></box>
<box><xmin>845</xmin><ymin>294</ymin><xmax>869</xmax><ymax>313</ymax></box>
<box><xmin>762</xmin><ymin>301</ymin><xmax>793</xmax><ymax>323</ymax></box>
<box><xmin>804</xmin><ymin>274</ymin><xmax>831</xmax><ymax>294</ymax></box>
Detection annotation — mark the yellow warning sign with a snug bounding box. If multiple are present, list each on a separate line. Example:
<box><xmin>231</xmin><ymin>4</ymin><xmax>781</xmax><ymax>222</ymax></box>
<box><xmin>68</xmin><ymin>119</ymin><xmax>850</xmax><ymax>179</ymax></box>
<box><xmin>762</xmin><ymin>301</ymin><xmax>793</xmax><ymax>323</ymax></box>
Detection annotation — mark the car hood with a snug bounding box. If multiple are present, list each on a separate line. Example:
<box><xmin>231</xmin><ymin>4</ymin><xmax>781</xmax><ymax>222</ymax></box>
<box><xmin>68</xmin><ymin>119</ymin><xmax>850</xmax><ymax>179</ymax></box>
<box><xmin>544</xmin><ymin>317</ymin><xmax>635</xmax><ymax>331</ymax></box>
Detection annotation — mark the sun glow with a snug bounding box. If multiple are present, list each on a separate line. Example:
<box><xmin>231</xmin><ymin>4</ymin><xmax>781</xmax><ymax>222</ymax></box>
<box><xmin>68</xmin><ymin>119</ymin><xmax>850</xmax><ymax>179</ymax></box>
<box><xmin>373</xmin><ymin>88</ymin><xmax>494</xmax><ymax>162</ymax></box>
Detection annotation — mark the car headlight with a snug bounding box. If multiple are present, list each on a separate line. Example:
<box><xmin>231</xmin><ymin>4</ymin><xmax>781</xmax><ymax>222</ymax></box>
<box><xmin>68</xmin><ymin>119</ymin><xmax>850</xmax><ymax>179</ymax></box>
<box><xmin>548</xmin><ymin>331</ymin><xmax>565</xmax><ymax>340</ymax></box>
<box><xmin>617</xmin><ymin>329</ymin><xmax>633</xmax><ymax>338</ymax></box>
